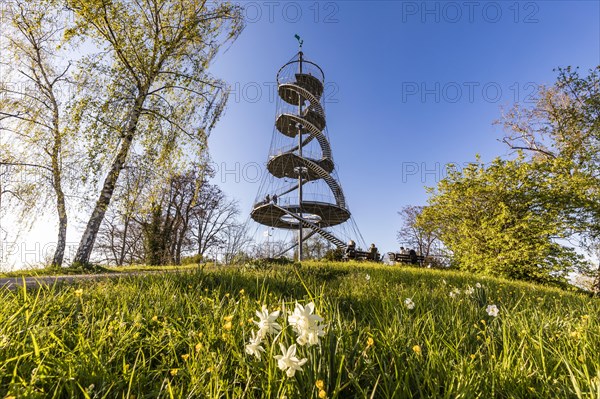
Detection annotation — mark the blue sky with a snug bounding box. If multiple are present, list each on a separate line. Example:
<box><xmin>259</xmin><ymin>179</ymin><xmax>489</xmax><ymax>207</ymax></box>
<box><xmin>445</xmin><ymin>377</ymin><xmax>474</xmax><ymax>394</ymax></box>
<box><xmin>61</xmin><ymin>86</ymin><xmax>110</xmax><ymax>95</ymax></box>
<box><xmin>207</xmin><ymin>1</ymin><xmax>600</xmax><ymax>253</ymax></box>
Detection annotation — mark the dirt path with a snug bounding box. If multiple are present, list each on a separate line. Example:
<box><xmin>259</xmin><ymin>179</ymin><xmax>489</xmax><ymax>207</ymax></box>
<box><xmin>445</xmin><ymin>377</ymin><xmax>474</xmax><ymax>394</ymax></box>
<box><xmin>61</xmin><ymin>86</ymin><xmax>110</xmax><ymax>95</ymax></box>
<box><xmin>0</xmin><ymin>269</ymin><xmax>191</xmax><ymax>291</ymax></box>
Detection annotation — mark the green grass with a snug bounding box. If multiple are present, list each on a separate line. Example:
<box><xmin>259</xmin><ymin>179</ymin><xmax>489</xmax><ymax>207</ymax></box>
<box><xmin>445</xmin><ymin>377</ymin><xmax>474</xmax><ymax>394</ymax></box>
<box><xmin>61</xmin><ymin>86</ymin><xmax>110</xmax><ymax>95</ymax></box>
<box><xmin>0</xmin><ymin>262</ymin><xmax>599</xmax><ymax>398</ymax></box>
<box><xmin>0</xmin><ymin>263</ymin><xmax>199</xmax><ymax>278</ymax></box>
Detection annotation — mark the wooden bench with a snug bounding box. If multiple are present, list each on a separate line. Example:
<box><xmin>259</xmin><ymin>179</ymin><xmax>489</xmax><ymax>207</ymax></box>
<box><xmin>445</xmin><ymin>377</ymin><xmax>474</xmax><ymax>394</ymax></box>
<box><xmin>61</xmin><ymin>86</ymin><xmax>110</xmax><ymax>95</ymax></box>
<box><xmin>388</xmin><ymin>252</ymin><xmax>425</xmax><ymax>265</ymax></box>
<box><xmin>343</xmin><ymin>249</ymin><xmax>380</xmax><ymax>262</ymax></box>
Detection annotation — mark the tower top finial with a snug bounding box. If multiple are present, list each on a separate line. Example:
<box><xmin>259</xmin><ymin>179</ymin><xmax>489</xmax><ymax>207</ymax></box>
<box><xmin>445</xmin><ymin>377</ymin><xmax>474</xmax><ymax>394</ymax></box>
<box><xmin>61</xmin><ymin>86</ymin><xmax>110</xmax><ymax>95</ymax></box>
<box><xmin>294</xmin><ymin>34</ymin><xmax>303</xmax><ymax>51</ymax></box>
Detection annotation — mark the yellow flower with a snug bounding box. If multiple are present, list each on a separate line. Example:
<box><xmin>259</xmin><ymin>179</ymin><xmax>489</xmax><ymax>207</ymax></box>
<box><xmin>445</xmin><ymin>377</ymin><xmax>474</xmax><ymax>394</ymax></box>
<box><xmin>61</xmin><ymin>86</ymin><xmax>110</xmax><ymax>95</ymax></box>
<box><xmin>195</xmin><ymin>342</ymin><xmax>203</xmax><ymax>352</ymax></box>
<box><xmin>221</xmin><ymin>332</ymin><xmax>229</xmax><ymax>340</ymax></box>
<box><xmin>181</xmin><ymin>354</ymin><xmax>189</xmax><ymax>361</ymax></box>
<box><xmin>239</xmin><ymin>289</ymin><xmax>245</xmax><ymax>295</ymax></box>
<box><xmin>223</xmin><ymin>315</ymin><xmax>234</xmax><ymax>322</ymax></box>
<box><xmin>315</xmin><ymin>380</ymin><xmax>325</xmax><ymax>390</ymax></box>
<box><xmin>223</xmin><ymin>321</ymin><xmax>233</xmax><ymax>331</ymax></box>
<box><xmin>170</xmin><ymin>369</ymin><xmax>178</xmax><ymax>376</ymax></box>
<box><xmin>412</xmin><ymin>345</ymin><xmax>422</xmax><ymax>355</ymax></box>
<box><xmin>470</xmin><ymin>354</ymin><xmax>476</xmax><ymax>360</ymax></box>
<box><xmin>74</xmin><ymin>289</ymin><xmax>83</xmax><ymax>297</ymax></box>
<box><xmin>151</xmin><ymin>315</ymin><xmax>158</xmax><ymax>322</ymax></box>
<box><xmin>318</xmin><ymin>389</ymin><xmax>327</xmax><ymax>398</ymax></box>
<box><xmin>225</xmin><ymin>293</ymin><xmax>230</xmax><ymax>298</ymax></box>
<box><xmin>570</xmin><ymin>331</ymin><xmax>580</xmax><ymax>339</ymax></box>
<box><xmin>366</xmin><ymin>337</ymin><xmax>374</xmax><ymax>347</ymax></box>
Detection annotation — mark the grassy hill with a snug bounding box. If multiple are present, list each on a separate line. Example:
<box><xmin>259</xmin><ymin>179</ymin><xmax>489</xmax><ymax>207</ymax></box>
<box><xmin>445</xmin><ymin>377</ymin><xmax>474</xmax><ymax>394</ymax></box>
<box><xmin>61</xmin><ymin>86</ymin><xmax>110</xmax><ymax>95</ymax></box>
<box><xmin>1</xmin><ymin>262</ymin><xmax>598</xmax><ymax>398</ymax></box>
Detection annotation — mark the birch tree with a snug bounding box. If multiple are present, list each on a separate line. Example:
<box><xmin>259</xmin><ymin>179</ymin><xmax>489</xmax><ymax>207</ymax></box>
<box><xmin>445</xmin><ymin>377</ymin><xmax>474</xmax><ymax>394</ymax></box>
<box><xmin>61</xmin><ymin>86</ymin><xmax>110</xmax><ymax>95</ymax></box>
<box><xmin>0</xmin><ymin>0</ymin><xmax>77</xmax><ymax>266</ymax></box>
<box><xmin>67</xmin><ymin>0</ymin><xmax>243</xmax><ymax>265</ymax></box>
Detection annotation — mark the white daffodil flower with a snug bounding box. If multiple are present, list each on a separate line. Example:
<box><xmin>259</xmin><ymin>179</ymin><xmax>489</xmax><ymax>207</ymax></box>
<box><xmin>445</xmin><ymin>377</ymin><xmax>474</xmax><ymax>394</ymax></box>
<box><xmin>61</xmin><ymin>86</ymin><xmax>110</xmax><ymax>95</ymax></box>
<box><xmin>486</xmin><ymin>304</ymin><xmax>499</xmax><ymax>317</ymax></box>
<box><xmin>288</xmin><ymin>302</ymin><xmax>326</xmax><ymax>346</ymax></box>
<box><xmin>245</xmin><ymin>330</ymin><xmax>266</xmax><ymax>359</ymax></box>
<box><xmin>274</xmin><ymin>343</ymin><xmax>308</xmax><ymax>377</ymax></box>
<box><xmin>253</xmin><ymin>305</ymin><xmax>282</xmax><ymax>338</ymax></box>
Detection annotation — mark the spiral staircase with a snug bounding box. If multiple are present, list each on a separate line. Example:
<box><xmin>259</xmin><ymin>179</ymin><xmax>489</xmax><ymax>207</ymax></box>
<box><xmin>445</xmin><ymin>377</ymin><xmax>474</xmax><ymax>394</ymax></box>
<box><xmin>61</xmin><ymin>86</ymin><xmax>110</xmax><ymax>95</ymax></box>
<box><xmin>251</xmin><ymin>51</ymin><xmax>352</xmax><ymax>258</ymax></box>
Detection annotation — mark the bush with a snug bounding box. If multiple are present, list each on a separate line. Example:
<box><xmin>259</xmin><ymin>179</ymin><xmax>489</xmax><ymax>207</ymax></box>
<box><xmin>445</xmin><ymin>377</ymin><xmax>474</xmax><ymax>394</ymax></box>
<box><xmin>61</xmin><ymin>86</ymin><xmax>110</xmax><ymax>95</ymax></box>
<box><xmin>180</xmin><ymin>254</ymin><xmax>203</xmax><ymax>265</ymax></box>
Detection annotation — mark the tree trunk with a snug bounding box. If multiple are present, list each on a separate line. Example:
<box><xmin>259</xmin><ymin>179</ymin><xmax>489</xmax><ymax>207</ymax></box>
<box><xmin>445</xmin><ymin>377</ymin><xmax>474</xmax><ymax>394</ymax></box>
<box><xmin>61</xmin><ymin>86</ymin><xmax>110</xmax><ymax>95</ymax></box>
<box><xmin>73</xmin><ymin>92</ymin><xmax>146</xmax><ymax>266</ymax></box>
<box><xmin>52</xmin><ymin>188</ymin><xmax>67</xmax><ymax>266</ymax></box>
<box><xmin>50</xmin><ymin>98</ymin><xmax>67</xmax><ymax>267</ymax></box>
<box><xmin>118</xmin><ymin>215</ymin><xmax>130</xmax><ymax>266</ymax></box>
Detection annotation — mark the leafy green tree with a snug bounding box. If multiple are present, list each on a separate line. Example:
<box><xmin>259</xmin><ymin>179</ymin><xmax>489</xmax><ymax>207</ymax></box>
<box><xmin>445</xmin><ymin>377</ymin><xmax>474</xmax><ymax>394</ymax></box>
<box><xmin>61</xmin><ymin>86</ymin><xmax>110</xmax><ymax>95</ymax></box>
<box><xmin>418</xmin><ymin>157</ymin><xmax>589</xmax><ymax>284</ymax></box>
<box><xmin>67</xmin><ymin>0</ymin><xmax>244</xmax><ymax>265</ymax></box>
<box><xmin>143</xmin><ymin>203</ymin><xmax>167</xmax><ymax>266</ymax></box>
<box><xmin>497</xmin><ymin>66</ymin><xmax>600</xmax><ymax>287</ymax></box>
<box><xmin>498</xmin><ymin>66</ymin><xmax>600</xmax><ymax>240</ymax></box>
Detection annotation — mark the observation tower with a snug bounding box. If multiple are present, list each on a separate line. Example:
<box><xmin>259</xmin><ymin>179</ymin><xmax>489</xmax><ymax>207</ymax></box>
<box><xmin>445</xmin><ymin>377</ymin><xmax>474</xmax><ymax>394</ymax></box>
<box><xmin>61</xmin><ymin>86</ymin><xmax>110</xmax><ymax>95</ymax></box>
<box><xmin>251</xmin><ymin>44</ymin><xmax>363</xmax><ymax>260</ymax></box>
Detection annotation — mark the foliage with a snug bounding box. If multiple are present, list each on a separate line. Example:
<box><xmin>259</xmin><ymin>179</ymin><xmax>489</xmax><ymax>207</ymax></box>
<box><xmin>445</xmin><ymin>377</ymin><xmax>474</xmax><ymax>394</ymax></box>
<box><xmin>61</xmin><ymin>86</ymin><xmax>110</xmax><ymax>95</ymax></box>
<box><xmin>324</xmin><ymin>248</ymin><xmax>344</xmax><ymax>261</ymax></box>
<box><xmin>498</xmin><ymin>66</ymin><xmax>600</xmax><ymax>244</ymax></box>
<box><xmin>415</xmin><ymin>66</ymin><xmax>600</xmax><ymax>285</ymax></box>
<box><xmin>143</xmin><ymin>203</ymin><xmax>167</xmax><ymax>266</ymax></box>
<box><xmin>0</xmin><ymin>263</ymin><xmax>599</xmax><ymax>397</ymax></box>
<box><xmin>65</xmin><ymin>0</ymin><xmax>245</xmax><ymax>264</ymax></box>
<box><xmin>180</xmin><ymin>254</ymin><xmax>204</xmax><ymax>265</ymax></box>
<box><xmin>418</xmin><ymin>156</ymin><xmax>591</xmax><ymax>284</ymax></box>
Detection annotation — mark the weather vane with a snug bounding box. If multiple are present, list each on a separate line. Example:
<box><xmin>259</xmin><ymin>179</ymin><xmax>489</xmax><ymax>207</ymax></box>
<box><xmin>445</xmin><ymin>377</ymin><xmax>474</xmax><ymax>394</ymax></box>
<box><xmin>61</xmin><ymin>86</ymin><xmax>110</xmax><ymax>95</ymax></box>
<box><xmin>294</xmin><ymin>34</ymin><xmax>303</xmax><ymax>51</ymax></box>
